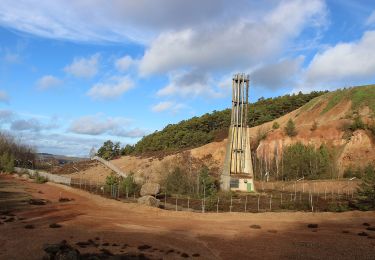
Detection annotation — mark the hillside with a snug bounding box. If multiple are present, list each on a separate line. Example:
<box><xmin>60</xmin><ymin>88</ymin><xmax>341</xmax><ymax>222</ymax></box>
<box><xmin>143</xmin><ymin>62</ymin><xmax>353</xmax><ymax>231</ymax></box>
<box><xmin>129</xmin><ymin>90</ymin><xmax>326</xmax><ymax>155</ymax></box>
<box><xmin>64</xmin><ymin>85</ymin><xmax>375</xmax><ymax>184</ymax></box>
<box><xmin>109</xmin><ymin>85</ymin><xmax>375</xmax><ymax>182</ymax></box>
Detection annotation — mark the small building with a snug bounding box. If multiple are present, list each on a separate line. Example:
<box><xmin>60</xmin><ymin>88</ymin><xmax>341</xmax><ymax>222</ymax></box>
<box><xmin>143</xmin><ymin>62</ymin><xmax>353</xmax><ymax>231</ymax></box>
<box><xmin>229</xmin><ymin>174</ymin><xmax>254</xmax><ymax>192</ymax></box>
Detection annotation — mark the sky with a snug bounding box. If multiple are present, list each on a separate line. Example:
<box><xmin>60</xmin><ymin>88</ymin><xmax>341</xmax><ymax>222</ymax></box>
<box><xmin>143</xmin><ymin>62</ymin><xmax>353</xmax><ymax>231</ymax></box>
<box><xmin>1</xmin><ymin>0</ymin><xmax>375</xmax><ymax>157</ymax></box>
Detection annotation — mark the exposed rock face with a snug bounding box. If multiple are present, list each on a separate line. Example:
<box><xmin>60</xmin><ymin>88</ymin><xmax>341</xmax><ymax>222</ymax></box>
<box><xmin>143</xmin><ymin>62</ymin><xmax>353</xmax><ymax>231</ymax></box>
<box><xmin>137</xmin><ymin>195</ymin><xmax>160</xmax><ymax>207</ymax></box>
<box><xmin>140</xmin><ymin>182</ymin><xmax>160</xmax><ymax>196</ymax></box>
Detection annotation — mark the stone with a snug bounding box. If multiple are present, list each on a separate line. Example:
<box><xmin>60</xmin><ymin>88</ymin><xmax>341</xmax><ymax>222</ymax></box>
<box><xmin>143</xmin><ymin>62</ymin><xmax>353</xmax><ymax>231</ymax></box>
<box><xmin>140</xmin><ymin>182</ymin><xmax>160</xmax><ymax>196</ymax></box>
<box><xmin>137</xmin><ymin>195</ymin><xmax>160</xmax><ymax>207</ymax></box>
<box><xmin>43</xmin><ymin>241</ymin><xmax>80</xmax><ymax>260</ymax></box>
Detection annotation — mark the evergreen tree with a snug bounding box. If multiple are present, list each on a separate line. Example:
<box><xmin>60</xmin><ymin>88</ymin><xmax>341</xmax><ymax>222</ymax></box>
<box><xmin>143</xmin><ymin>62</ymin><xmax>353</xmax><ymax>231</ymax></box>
<box><xmin>284</xmin><ymin>119</ymin><xmax>297</xmax><ymax>137</ymax></box>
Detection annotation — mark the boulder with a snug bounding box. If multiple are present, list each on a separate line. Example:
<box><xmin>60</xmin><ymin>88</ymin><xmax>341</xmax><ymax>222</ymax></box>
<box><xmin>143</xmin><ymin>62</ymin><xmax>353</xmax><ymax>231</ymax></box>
<box><xmin>137</xmin><ymin>195</ymin><xmax>160</xmax><ymax>207</ymax></box>
<box><xmin>140</xmin><ymin>182</ymin><xmax>160</xmax><ymax>196</ymax></box>
<box><xmin>43</xmin><ymin>241</ymin><xmax>80</xmax><ymax>260</ymax></box>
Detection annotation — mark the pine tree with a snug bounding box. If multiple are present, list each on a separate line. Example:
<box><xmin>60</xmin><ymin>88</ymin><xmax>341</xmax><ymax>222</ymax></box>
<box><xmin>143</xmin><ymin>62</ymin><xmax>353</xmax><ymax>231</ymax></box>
<box><xmin>284</xmin><ymin>119</ymin><xmax>297</xmax><ymax>137</ymax></box>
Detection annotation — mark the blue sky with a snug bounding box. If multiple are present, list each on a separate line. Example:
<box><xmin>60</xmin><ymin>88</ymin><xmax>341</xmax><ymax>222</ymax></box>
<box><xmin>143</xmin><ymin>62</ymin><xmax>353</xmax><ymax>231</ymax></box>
<box><xmin>0</xmin><ymin>0</ymin><xmax>375</xmax><ymax>156</ymax></box>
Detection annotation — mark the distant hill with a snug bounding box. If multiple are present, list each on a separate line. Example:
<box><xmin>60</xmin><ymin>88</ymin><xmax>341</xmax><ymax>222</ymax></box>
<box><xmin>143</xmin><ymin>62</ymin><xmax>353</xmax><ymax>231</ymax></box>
<box><xmin>131</xmin><ymin>90</ymin><xmax>327</xmax><ymax>155</ymax></box>
<box><xmin>37</xmin><ymin>153</ymin><xmax>87</xmax><ymax>165</ymax></box>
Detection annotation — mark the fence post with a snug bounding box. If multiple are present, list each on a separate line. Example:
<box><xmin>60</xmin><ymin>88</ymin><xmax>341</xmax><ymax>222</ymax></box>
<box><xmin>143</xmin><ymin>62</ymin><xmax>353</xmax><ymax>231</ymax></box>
<box><xmin>280</xmin><ymin>193</ymin><xmax>283</xmax><ymax>205</ymax></box>
<box><xmin>230</xmin><ymin>196</ymin><xmax>233</xmax><ymax>213</ymax></box>
<box><xmin>217</xmin><ymin>197</ymin><xmax>220</xmax><ymax>213</ymax></box>
<box><xmin>164</xmin><ymin>192</ymin><xmax>167</xmax><ymax>207</ymax></box>
<box><xmin>188</xmin><ymin>197</ymin><xmax>190</xmax><ymax>211</ymax></box>
<box><xmin>175</xmin><ymin>196</ymin><xmax>178</xmax><ymax>211</ymax></box>
<box><xmin>257</xmin><ymin>195</ymin><xmax>260</xmax><ymax>212</ymax></box>
<box><xmin>244</xmin><ymin>195</ymin><xmax>248</xmax><ymax>212</ymax></box>
<box><xmin>269</xmin><ymin>195</ymin><xmax>272</xmax><ymax>211</ymax></box>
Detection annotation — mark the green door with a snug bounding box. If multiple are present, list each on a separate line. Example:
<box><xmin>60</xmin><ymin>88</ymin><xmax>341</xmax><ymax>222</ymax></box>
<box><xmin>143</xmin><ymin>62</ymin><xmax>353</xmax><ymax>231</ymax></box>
<box><xmin>247</xmin><ymin>183</ymin><xmax>252</xmax><ymax>192</ymax></box>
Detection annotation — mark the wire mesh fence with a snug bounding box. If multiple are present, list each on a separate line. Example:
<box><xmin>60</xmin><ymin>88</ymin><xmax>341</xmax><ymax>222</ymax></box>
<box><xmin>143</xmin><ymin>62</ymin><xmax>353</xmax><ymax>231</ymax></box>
<box><xmin>70</xmin><ymin>177</ymin><xmax>357</xmax><ymax>213</ymax></box>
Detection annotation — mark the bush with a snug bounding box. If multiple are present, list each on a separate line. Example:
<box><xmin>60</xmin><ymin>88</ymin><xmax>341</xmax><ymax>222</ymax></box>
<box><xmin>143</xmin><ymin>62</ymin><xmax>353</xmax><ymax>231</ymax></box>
<box><xmin>281</xmin><ymin>142</ymin><xmax>335</xmax><ymax>180</ymax></box>
<box><xmin>356</xmin><ymin>164</ymin><xmax>375</xmax><ymax>209</ymax></box>
<box><xmin>163</xmin><ymin>167</ymin><xmax>191</xmax><ymax>195</ymax></box>
<box><xmin>350</xmin><ymin>116</ymin><xmax>365</xmax><ymax>131</ymax></box>
<box><xmin>272</xmin><ymin>122</ymin><xmax>280</xmax><ymax>129</ymax></box>
<box><xmin>284</xmin><ymin>119</ymin><xmax>297</xmax><ymax>137</ymax></box>
<box><xmin>120</xmin><ymin>173</ymin><xmax>140</xmax><ymax>195</ymax></box>
<box><xmin>35</xmin><ymin>173</ymin><xmax>48</xmax><ymax>184</ymax></box>
<box><xmin>0</xmin><ymin>152</ymin><xmax>14</xmax><ymax>173</ymax></box>
<box><xmin>105</xmin><ymin>172</ymin><xmax>119</xmax><ymax>186</ymax></box>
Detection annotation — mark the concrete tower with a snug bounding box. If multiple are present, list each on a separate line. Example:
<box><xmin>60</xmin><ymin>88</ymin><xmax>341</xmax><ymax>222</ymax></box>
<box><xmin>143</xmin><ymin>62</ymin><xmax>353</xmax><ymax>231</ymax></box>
<box><xmin>221</xmin><ymin>73</ymin><xmax>254</xmax><ymax>192</ymax></box>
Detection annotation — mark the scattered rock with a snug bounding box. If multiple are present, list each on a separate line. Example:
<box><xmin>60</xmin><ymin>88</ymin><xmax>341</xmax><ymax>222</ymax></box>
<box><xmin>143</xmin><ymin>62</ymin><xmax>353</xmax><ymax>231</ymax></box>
<box><xmin>362</xmin><ymin>223</ymin><xmax>370</xmax><ymax>226</ymax></box>
<box><xmin>358</xmin><ymin>232</ymin><xmax>368</xmax><ymax>236</ymax></box>
<box><xmin>24</xmin><ymin>224</ymin><xmax>34</xmax><ymax>229</ymax></box>
<box><xmin>59</xmin><ymin>197</ymin><xmax>73</xmax><ymax>203</ymax></box>
<box><xmin>181</xmin><ymin>253</ymin><xmax>189</xmax><ymax>258</ymax></box>
<box><xmin>49</xmin><ymin>223</ymin><xmax>62</xmax><ymax>228</ymax></box>
<box><xmin>137</xmin><ymin>196</ymin><xmax>160</xmax><ymax>207</ymax></box>
<box><xmin>112</xmin><ymin>243</ymin><xmax>119</xmax><ymax>246</ymax></box>
<box><xmin>76</xmin><ymin>241</ymin><xmax>90</xmax><ymax>248</ymax></box>
<box><xmin>99</xmin><ymin>248</ymin><xmax>113</xmax><ymax>256</ymax></box>
<box><xmin>250</xmin><ymin>225</ymin><xmax>261</xmax><ymax>229</ymax></box>
<box><xmin>192</xmin><ymin>253</ymin><xmax>200</xmax><ymax>257</ymax></box>
<box><xmin>102</xmin><ymin>242</ymin><xmax>109</xmax><ymax>246</ymax></box>
<box><xmin>29</xmin><ymin>199</ymin><xmax>48</xmax><ymax>205</ymax></box>
<box><xmin>166</xmin><ymin>249</ymin><xmax>175</xmax><ymax>254</ymax></box>
<box><xmin>140</xmin><ymin>183</ymin><xmax>160</xmax><ymax>196</ymax></box>
<box><xmin>342</xmin><ymin>230</ymin><xmax>350</xmax><ymax>234</ymax></box>
<box><xmin>4</xmin><ymin>217</ymin><xmax>15</xmax><ymax>222</ymax></box>
<box><xmin>307</xmin><ymin>224</ymin><xmax>318</xmax><ymax>228</ymax></box>
<box><xmin>94</xmin><ymin>237</ymin><xmax>100</xmax><ymax>240</ymax></box>
<box><xmin>268</xmin><ymin>230</ymin><xmax>278</xmax><ymax>233</ymax></box>
<box><xmin>21</xmin><ymin>174</ymin><xmax>30</xmax><ymax>179</ymax></box>
<box><xmin>138</xmin><ymin>244</ymin><xmax>152</xmax><ymax>251</ymax></box>
<box><xmin>366</xmin><ymin>227</ymin><xmax>375</xmax><ymax>231</ymax></box>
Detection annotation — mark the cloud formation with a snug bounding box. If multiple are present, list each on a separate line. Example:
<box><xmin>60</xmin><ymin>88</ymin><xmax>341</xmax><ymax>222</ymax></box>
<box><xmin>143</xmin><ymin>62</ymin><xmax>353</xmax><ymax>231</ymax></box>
<box><xmin>139</xmin><ymin>0</ymin><xmax>326</xmax><ymax>75</ymax></box>
<box><xmin>305</xmin><ymin>30</ymin><xmax>375</xmax><ymax>85</ymax></box>
<box><xmin>115</xmin><ymin>55</ymin><xmax>134</xmax><ymax>72</ymax></box>
<box><xmin>69</xmin><ymin>114</ymin><xmax>145</xmax><ymax>138</ymax></box>
<box><xmin>64</xmin><ymin>53</ymin><xmax>99</xmax><ymax>78</ymax></box>
<box><xmin>251</xmin><ymin>57</ymin><xmax>303</xmax><ymax>89</ymax></box>
<box><xmin>36</xmin><ymin>75</ymin><xmax>62</xmax><ymax>90</ymax></box>
<box><xmin>87</xmin><ymin>76</ymin><xmax>134</xmax><ymax>100</ymax></box>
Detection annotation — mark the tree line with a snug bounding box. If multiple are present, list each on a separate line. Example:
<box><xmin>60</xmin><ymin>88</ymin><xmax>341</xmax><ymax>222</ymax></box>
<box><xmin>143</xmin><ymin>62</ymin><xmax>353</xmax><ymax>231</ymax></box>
<box><xmin>96</xmin><ymin>90</ymin><xmax>326</xmax><ymax>159</ymax></box>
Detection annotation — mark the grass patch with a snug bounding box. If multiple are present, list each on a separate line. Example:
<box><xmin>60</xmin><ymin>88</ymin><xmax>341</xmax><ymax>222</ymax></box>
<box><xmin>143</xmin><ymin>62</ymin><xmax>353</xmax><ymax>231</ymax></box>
<box><xmin>321</xmin><ymin>89</ymin><xmax>348</xmax><ymax>114</ymax></box>
<box><xmin>301</xmin><ymin>96</ymin><xmax>322</xmax><ymax>112</ymax></box>
<box><xmin>351</xmin><ymin>85</ymin><xmax>375</xmax><ymax>114</ymax></box>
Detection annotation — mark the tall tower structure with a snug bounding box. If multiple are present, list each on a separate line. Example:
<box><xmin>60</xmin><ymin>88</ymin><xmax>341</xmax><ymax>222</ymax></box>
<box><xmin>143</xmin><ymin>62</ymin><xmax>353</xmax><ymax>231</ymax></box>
<box><xmin>221</xmin><ymin>73</ymin><xmax>254</xmax><ymax>191</ymax></box>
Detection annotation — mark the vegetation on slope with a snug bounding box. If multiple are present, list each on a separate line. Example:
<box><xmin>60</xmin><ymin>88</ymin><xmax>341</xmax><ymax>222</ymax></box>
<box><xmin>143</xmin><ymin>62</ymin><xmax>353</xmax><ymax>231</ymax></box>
<box><xmin>0</xmin><ymin>132</ymin><xmax>36</xmax><ymax>172</ymax></box>
<box><xmin>130</xmin><ymin>91</ymin><xmax>326</xmax><ymax>155</ymax></box>
<box><xmin>319</xmin><ymin>85</ymin><xmax>375</xmax><ymax>115</ymax></box>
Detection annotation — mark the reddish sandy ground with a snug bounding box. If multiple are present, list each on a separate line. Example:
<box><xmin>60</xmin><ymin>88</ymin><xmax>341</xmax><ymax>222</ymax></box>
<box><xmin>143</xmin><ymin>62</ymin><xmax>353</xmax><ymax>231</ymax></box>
<box><xmin>1</xmin><ymin>174</ymin><xmax>375</xmax><ymax>260</ymax></box>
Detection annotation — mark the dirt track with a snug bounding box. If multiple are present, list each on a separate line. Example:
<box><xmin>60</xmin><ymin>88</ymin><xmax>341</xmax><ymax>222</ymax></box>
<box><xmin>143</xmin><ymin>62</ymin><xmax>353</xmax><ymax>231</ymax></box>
<box><xmin>1</xmin><ymin>174</ymin><xmax>375</xmax><ymax>260</ymax></box>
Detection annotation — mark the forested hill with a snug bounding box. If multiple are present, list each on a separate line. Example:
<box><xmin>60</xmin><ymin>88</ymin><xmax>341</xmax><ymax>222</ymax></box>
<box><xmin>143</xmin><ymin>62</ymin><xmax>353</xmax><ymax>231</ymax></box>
<box><xmin>126</xmin><ymin>91</ymin><xmax>327</xmax><ymax>155</ymax></box>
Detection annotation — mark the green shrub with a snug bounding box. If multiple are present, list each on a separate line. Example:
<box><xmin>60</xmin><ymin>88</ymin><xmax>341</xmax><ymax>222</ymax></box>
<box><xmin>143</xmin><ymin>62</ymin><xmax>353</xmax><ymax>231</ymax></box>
<box><xmin>272</xmin><ymin>121</ymin><xmax>280</xmax><ymax>129</ymax></box>
<box><xmin>163</xmin><ymin>167</ymin><xmax>191</xmax><ymax>195</ymax></box>
<box><xmin>0</xmin><ymin>152</ymin><xmax>14</xmax><ymax>173</ymax></box>
<box><xmin>284</xmin><ymin>119</ymin><xmax>297</xmax><ymax>137</ymax></box>
<box><xmin>35</xmin><ymin>173</ymin><xmax>48</xmax><ymax>184</ymax></box>
<box><xmin>350</xmin><ymin>116</ymin><xmax>365</xmax><ymax>131</ymax></box>
<box><xmin>105</xmin><ymin>172</ymin><xmax>119</xmax><ymax>186</ymax></box>
<box><xmin>356</xmin><ymin>164</ymin><xmax>375</xmax><ymax>209</ymax></box>
<box><xmin>120</xmin><ymin>173</ymin><xmax>140</xmax><ymax>195</ymax></box>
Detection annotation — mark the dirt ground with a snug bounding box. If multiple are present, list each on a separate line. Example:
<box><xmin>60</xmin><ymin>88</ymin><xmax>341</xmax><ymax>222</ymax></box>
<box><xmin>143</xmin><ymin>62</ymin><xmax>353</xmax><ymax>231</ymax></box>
<box><xmin>1</xmin><ymin>174</ymin><xmax>375</xmax><ymax>260</ymax></box>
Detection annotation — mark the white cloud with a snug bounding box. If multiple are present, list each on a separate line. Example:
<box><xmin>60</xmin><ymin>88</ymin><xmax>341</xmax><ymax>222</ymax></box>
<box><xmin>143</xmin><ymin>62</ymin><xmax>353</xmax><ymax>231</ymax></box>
<box><xmin>139</xmin><ymin>0</ymin><xmax>326</xmax><ymax>75</ymax></box>
<box><xmin>69</xmin><ymin>114</ymin><xmax>145</xmax><ymax>138</ymax></box>
<box><xmin>10</xmin><ymin>118</ymin><xmax>42</xmax><ymax>131</ymax></box>
<box><xmin>151</xmin><ymin>101</ymin><xmax>186</xmax><ymax>114</ymax></box>
<box><xmin>157</xmin><ymin>70</ymin><xmax>222</xmax><ymax>99</ymax></box>
<box><xmin>64</xmin><ymin>53</ymin><xmax>99</xmax><ymax>78</ymax></box>
<box><xmin>305</xmin><ymin>30</ymin><xmax>375</xmax><ymax>85</ymax></box>
<box><xmin>151</xmin><ymin>101</ymin><xmax>174</xmax><ymax>112</ymax></box>
<box><xmin>0</xmin><ymin>90</ymin><xmax>9</xmax><ymax>103</ymax></box>
<box><xmin>366</xmin><ymin>10</ymin><xmax>375</xmax><ymax>25</ymax></box>
<box><xmin>251</xmin><ymin>57</ymin><xmax>304</xmax><ymax>89</ymax></box>
<box><xmin>115</xmin><ymin>55</ymin><xmax>133</xmax><ymax>72</ymax></box>
<box><xmin>0</xmin><ymin>0</ymin><xmax>255</xmax><ymax>43</ymax></box>
<box><xmin>36</xmin><ymin>75</ymin><xmax>62</xmax><ymax>90</ymax></box>
<box><xmin>87</xmin><ymin>76</ymin><xmax>134</xmax><ymax>100</ymax></box>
